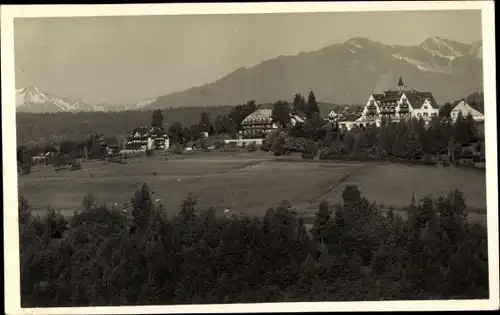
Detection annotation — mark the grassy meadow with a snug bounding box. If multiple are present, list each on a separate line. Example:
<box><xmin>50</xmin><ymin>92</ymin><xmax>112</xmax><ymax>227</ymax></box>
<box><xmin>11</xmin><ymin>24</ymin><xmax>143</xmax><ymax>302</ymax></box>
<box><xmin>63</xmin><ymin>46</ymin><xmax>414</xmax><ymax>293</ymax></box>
<box><xmin>18</xmin><ymin>150</ymin><xmax>487</xmax><ymax>224</ymax></box>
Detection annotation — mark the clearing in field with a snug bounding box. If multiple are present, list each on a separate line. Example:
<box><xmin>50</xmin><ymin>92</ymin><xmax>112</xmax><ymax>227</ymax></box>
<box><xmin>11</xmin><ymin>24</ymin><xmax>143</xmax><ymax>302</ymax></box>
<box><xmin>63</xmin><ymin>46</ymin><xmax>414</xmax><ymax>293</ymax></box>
<box><xmin>18</xmin><ymin>152</ymin><xmax>487</xmax><ymax>221</ymax></box>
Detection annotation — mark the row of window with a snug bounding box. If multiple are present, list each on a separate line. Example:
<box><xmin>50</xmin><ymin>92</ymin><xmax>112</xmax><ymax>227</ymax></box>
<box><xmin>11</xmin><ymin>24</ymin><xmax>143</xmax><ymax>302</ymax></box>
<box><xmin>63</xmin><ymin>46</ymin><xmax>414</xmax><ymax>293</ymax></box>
<box><xmin>416</xmin><ymin>112</ymin><xmax>437</xmax><ymax>117</ymax></box>
<box><xmin>241</xmin><ymin>129</ymin><xmax>275</xmax><ymax>134</ymax></box>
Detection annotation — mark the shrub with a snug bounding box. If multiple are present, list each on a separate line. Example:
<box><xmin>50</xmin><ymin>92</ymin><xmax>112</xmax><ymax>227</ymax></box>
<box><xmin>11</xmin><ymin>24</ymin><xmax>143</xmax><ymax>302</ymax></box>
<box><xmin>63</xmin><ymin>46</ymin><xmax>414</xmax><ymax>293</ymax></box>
<box><xmin>214</xmin><ymin>139</ymin><xmax>225</xmax><ymax>149</ymax></box>
<box><xmin>260</xmin><ymin>139</ymin><xmax>271</xmax><ymax>152</ymax></box>
<box><xmin>173</xmin><ymin>145</ymin><xmax>184</xmax><ymax>155</ymax></box>
<box><xmin>247</xmin><ymin>141</ymin><xmax>258</xmax><ymax>152</ymax></box>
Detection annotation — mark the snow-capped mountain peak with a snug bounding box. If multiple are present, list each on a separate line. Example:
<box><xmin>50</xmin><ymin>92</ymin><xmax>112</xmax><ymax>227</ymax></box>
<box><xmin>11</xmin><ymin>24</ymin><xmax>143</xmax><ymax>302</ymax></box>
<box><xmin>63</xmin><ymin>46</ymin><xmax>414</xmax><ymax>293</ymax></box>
<box><xmin>16</xmin><ymin>86</ymin><xmax>100</xmax><ymax>113</ymax></box>
<box><xmin>15</xmin><ymin>86</ymin><xmax>157</xmax><ymax>113</ymax></box>
<box><xmin>420</xmin><ymin>36</ymin><xmax>481</xmax><ymax>60</ymax></box>
<box><xmin>16</xmin><ymin>86</ymin><xmax>48</xmax><ymax>106</ymax></box>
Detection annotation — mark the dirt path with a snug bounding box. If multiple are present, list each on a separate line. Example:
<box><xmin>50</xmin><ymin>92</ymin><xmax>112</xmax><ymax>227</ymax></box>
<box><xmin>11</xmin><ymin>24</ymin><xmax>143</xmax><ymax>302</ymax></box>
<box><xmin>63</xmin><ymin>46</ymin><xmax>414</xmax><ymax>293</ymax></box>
<box><xmin>308</xmin><ymin>164</ymin><xmax>370</xmax><ymax>203</ymax></box>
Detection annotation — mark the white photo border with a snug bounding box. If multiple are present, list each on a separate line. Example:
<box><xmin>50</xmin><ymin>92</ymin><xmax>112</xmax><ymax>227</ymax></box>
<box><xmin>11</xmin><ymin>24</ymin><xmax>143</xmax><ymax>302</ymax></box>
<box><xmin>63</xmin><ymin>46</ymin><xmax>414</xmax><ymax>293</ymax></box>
<box><xmin>2</xmin><ymin>1</ymin><xmax>498</xmax><ymax>314</ymax></box>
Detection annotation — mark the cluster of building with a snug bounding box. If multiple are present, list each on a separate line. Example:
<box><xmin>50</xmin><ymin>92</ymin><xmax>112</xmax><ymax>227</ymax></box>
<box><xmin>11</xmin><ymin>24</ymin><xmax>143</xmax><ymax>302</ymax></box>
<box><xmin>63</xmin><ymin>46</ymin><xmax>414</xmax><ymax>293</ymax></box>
<box><xmin>236</xmin><ymin>77</ymin><xmax>485</xmax><ymax>142</ymax></box>
<box><xmin>122</xmin><ymin>126</ymin><xmax>170</xmax><ymax>153</ymax></box>
<box><xmin>330</xmin><ymin>77</ymin><xmax>484</xmax><ymax>131</ymax></box>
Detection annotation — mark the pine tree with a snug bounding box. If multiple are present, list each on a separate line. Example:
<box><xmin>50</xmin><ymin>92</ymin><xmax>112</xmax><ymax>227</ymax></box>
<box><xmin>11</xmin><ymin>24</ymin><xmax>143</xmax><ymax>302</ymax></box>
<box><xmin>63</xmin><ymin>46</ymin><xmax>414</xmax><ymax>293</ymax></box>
<box><xmin>306</xmin><ymin>91</ymin><xmax>320</xmax><ymax>119</ymax></box>
<box><xmin>404</xmin><ymin>130</ymin><xmax>424</xmax><ymax>160</ymax></box>
<box><xmin>393</xmin><ymin>120</ymin><xmax>408</xmax><ymax>158</ymax></box>
<box><xmin>311</xmin><ymin>200</ymin><xmax>331</xmax><ymax>242</ymax></box>
<box><xmin>292</xmin><ymin>93</ymin><xmax>307</xmax><ymax>116</ymax></box>
<box><xmin>131</xmin><ymin>183</ymin><xmax>154</xmax><ymax>231</ymax></box>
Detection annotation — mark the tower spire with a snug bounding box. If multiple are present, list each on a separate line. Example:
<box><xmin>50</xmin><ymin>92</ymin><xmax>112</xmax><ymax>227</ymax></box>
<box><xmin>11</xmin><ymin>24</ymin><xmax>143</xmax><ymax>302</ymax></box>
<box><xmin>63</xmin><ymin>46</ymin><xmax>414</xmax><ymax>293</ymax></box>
<box><xmin>398</xmin><ymin>77</ymin><xmax>405</xmax><ymax>88</ymax></box>
<box><xmin>397</xmin><ymin>77</ymin><xmax>405</xmax><ymax>91</ymax></box>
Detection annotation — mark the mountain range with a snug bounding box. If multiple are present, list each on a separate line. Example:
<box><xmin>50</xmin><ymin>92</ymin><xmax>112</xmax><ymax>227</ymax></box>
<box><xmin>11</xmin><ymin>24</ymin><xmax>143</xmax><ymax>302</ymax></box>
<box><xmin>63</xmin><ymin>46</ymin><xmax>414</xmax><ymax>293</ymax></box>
<box><xmin>16</xmin><ymin>86</ymin><xmax>158</xmax><ymax>113</ymax></box>
<box><xmin>16</xmin><ymin>36</ymin><xmax>483</xmax><ymax>113</ymax></box>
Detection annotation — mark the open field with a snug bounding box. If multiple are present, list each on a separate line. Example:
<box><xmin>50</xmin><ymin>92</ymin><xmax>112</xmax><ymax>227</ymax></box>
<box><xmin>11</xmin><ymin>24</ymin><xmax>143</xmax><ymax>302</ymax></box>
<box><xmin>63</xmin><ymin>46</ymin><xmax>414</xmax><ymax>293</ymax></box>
<box><xmin>18</xmin><ymin>151</ymin><xmax>487</xmax><ymax>225</ymax></box>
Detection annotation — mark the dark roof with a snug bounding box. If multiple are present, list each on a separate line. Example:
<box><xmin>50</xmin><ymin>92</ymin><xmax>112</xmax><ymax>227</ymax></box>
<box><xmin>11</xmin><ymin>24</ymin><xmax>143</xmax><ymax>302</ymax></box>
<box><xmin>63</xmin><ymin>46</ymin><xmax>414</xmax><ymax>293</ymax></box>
<box><xmin>404</xmin><ymin>91</ymin><xmax>438</xmax><ymax>109</ymax></box>
<box><xmin>104</xmin><ymin>137</ymin><xmax>119</xmax><ymax>146</ymax></box>
<box><xmin>373</xmin><ymin>89</ymin><xmax>438</xmax><ymax>109</ymax></box>
<box><xmin>383</xmin><ymin>90</ymin><xmax>404</xmax><ymax>99</ymax></box>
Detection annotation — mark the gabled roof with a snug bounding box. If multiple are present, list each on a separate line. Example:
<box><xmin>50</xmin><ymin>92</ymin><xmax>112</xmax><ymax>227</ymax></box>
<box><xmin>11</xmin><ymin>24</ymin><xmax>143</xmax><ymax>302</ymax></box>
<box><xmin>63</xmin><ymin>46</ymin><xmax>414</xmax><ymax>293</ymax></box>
<box><xmin>372</xmin><ymin>93</ymin><xmax>385</xmax><ymax>102</ymax></box>
<box><xmin>327</xmin><ymin>109</ymin><xmax>337</xmax><ymax>117</ymax></box>
<box><xmin>386</xmin><ymin>90</ymin><xmax>404</xmax><ymax>98</ymax></box>
<box><xmin>403</xmin><ymin>91</ymin><xmax>438</xmax><ymax>109</ymax></box>
<box><xmin>451</xmin><ymin>100</ymin><xmax>485</xmax><ymax>118</ymax></box>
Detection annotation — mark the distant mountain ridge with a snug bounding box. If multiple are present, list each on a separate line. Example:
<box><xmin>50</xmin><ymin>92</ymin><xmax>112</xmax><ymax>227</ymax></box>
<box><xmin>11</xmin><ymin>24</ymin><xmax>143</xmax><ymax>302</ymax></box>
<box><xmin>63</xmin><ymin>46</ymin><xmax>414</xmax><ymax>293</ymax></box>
<box><xmin>146</xmin><ymin>36</ymin><xmax>483</xmax><ymax>109</ymax></box>
<box><xmin>16</xmin><ymin>36</ymin><xmax>483</xmax><ymax>113</ymax></box>
<box><xmin>16</xmin><ymin>86</ymin><xmax>97</xmax><ymax>113</ymax></box>
<box><xmin>15</xmin><ymin>86</ymin><xmax>158</xmax><ymax>113</ymax></box>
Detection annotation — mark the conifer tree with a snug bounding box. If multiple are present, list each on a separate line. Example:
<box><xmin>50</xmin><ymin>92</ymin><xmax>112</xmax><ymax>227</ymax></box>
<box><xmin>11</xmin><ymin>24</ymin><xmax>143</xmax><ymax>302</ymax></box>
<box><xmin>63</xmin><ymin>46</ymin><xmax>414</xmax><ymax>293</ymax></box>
<box><xmin>311</xmin><ymin>200</ymin><xmax>331</xmax><ymax>242</ymax></box>
<box><xmin>306</xmin><ymin>91</ymin><xmax>320</xmax><ymax>119</ymax></box>
<box><xmin>131</xmin><ymin>183</ymin><xmax>154</xmax><ymax>231</ymax></box>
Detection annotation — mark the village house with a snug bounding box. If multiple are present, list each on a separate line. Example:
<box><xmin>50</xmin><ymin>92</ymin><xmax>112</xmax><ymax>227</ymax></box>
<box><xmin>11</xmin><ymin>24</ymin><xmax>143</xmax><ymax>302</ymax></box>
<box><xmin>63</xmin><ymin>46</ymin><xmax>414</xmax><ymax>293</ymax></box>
<box><xmin>103</xmin><ymin>137</ymin><xmax>120</xmax><ymax>156</ymax></box>
<box><xmin>150</xmin><ymin>126</ymin><xmax>170</xmax><ymax>150</ymax></box>
<box><xmin>338</xmin><ymin>77</ymin><xmax>439</xmax><ymax>130</ymax></box>
<box><xmin>125</xmin><ymin>126</ymin><xmax>149</xmax><ymax>151</ymax></box>
<box><xmin>325</xmin><ymin>109</ymin><xmax>339</xmax><ymax>123</ymax></box>
<box><xmin>239</xmin><ymin>109</ymin><xmax>279</xmax><ymax>140</ymax></box>
<box><xmin>239</xmin><ymin>108</ymin><xmax>305</xmax><ymax>140</ymax></box>
<box><xmin>124</xmin><ymin>126</ymin><xmax>169</xmax><ymax>153</ymax></box>
<box><xmin>450</xmin><ymin>100</ymin><xmax>485</xmax><ymax>123</ymax></box>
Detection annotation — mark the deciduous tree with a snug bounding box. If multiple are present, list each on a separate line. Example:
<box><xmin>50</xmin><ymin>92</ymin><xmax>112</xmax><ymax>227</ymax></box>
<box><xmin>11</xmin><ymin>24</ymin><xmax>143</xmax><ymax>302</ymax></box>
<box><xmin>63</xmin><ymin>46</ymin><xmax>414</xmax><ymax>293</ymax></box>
<box><xmin>272</xmin><ymin>101</ymin><xmax>291</xmax><ymax>128</ymax></box>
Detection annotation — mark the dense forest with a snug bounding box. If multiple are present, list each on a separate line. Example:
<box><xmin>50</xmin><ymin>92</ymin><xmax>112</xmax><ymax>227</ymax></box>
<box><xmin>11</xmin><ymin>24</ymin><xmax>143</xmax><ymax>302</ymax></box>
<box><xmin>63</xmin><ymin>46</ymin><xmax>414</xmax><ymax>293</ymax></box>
<box><xmin>18</xmin><ymin>184</ymin><xmax>488</xmax><ymax>306</ymax></box>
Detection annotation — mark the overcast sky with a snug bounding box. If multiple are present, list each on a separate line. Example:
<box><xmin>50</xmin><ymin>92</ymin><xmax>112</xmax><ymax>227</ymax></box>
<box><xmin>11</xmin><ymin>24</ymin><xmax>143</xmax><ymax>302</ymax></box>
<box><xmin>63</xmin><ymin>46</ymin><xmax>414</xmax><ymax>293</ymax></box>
<box><xmin>14</xmin><ymin>10</ymin><xmax>482</xmax><ymax>104</ymax></box>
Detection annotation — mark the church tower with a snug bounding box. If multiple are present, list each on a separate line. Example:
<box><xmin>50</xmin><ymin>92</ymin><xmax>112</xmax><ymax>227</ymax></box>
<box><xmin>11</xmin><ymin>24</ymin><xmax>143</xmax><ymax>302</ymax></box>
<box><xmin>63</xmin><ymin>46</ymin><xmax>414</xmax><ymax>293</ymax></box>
<box><xmin>397</xmin><ymin>77</ymin><xmax>406</xmax><ymax>91</ymax></box>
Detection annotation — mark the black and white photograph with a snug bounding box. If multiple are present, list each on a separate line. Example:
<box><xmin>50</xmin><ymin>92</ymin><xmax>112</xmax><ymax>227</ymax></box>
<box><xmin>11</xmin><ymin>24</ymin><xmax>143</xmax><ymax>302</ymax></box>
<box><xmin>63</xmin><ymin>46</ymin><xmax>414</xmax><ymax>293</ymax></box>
<box><xmin>2</xmin><ymin>2</ymin><xmax>499</xmax><ymax>314</ymax></box>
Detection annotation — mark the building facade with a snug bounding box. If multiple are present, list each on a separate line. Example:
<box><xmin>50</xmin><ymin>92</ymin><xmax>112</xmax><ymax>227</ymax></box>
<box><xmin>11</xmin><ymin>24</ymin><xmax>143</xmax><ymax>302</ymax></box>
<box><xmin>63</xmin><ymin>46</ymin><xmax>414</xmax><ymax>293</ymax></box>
<box><xmin>239</xmin><ymin>108</ymin><xmax>305</xmax><ymax>140</ymax></box>
<box><xmin>450</xmin><ymin>100</ymin><xmax>485</xmax><ymax>123</ymax></box>
<box><xmin>339</xmin><ymin>77</ymin><xmax>439</xmax><ymax>130</ymax></box>
<box><xmin>240</xmin><ymin>109</ymin><xmax>278</xmax><ymax>140</ymax></box>
<box><xmin>325</xmin><ymin>109</ymin><xmax>339</xmax><ymax>123</ymax></box>
<box><xmin>125</xmin><ymin>126</ymin><xmax>169</xmax><ymax>151</ymax></box>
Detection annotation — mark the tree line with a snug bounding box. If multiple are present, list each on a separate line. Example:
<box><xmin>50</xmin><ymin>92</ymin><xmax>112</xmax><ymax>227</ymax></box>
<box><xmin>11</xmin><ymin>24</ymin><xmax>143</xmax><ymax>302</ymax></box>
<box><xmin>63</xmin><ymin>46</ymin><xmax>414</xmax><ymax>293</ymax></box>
<box><xmin>18</xmin><ymin>184</ymin><xmax>488</xmax><ymax>306</ymax></box>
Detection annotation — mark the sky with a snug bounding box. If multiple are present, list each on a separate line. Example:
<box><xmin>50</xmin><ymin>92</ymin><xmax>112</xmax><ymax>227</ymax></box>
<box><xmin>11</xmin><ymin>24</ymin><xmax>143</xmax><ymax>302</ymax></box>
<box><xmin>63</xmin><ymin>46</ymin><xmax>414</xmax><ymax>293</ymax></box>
<box><xmin>14</xmin><ymin>10</ymin><xmax>482</xmax><ymax>104</ymax></box>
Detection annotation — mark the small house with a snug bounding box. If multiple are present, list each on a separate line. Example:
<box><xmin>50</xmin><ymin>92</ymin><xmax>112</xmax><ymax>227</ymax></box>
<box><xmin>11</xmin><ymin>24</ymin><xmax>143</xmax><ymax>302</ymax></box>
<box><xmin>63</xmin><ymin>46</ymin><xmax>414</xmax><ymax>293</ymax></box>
<box><xmin>150</xmin><ymin>127</ymin><xmax>170</xmax><ymax>149</ymax></box>
<box><xmin>105</xmin><ymin>137</ymin><xmax>120</xmax><ymax>156</ymax></box>
<box><xmin>126</xmin><ymin>126</ymin><xmax>150</xmax><ymax>151</ymax></box>
<box><xmin>450</xmin><ymin>100</ymin><xmax>485</xmax><ymax>123</ymax></box>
